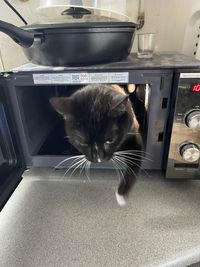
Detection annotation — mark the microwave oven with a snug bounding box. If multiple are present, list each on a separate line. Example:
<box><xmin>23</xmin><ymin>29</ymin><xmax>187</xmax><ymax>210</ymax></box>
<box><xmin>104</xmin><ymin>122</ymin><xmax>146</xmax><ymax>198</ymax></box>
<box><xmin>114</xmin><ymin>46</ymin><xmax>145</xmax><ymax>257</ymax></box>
<box><xmin>0</xmin><ymin>53</ymin><xmax>200</xmax><ymax>209</ymax></box>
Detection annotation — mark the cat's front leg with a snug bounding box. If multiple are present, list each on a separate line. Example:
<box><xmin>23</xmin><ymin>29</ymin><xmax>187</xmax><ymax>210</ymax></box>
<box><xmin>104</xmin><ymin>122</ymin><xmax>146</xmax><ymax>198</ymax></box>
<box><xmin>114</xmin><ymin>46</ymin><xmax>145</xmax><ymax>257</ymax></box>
<box><xmin>116</xmin><ymin>161</ymin><xmax>139</xmax><ymax>206</ymax></box>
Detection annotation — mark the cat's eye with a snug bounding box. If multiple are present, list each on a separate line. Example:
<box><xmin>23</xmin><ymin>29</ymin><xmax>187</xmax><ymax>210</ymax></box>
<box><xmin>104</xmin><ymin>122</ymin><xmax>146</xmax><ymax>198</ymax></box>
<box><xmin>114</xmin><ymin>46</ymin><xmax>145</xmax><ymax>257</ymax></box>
<box><xmin>77</xmin><ymin>139</ymin><xmax>88</xmax><ymax>146</ymax></box>
<box><xmin>74</xmin><ymin>139</ymin><xmax>88</xmax><ymax>147</ymax></box>
<box><xmin>104</xmin><ymin>140</ymin><xmax>113</xmax><ymax>145</ymax></box>
<box><xmin>80</xmin><ymin>142</ymin><xmax>88</xmax><ymax>146</ymax></box>
<box><xmin>73</xmin><ymin>134</ymin><xmax>87</xmax><ymax>146</ymax></box>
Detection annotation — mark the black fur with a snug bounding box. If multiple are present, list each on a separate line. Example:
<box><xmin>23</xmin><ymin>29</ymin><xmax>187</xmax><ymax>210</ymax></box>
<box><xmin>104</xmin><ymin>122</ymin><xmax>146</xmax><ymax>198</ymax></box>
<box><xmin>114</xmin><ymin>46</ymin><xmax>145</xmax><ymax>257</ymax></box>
<box><xmin>50</xmin><ymin>84</ymin><xmax>144</xmax><ymax>196</ymax></box>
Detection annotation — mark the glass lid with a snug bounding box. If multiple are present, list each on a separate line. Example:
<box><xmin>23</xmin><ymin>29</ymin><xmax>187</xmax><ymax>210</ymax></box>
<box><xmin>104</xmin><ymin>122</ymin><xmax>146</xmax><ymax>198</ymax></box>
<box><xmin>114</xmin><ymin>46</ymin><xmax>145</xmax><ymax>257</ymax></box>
<box><xmin>32</xmin><ymin>0</ymin><xmax>130</xmax><ymax>24</ymax></box>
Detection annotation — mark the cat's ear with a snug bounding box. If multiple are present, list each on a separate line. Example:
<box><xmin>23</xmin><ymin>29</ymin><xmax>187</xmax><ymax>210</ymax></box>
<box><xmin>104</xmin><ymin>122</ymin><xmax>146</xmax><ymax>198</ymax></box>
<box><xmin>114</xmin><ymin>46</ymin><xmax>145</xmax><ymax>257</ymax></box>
<box><xmin>49</xmin><ymin>97</ymin><xmax>72</xmax><ymax>116</ymax></box>
<box><xmin>111</xmin><ymin>94</ymin><xmax>129</xmax><ymax>112</ymax></box>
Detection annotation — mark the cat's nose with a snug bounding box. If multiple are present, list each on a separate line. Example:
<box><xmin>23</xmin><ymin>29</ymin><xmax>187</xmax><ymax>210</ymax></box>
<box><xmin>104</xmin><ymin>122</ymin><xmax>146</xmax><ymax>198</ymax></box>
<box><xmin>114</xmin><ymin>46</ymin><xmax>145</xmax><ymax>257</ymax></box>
<box><xmin>91</xmin><ymin>147</ymin><xmax>111</xmax><ymax>163</ymax></box>
<box><xmin>98</xmin><ymin>150</ymin><xmax>105</xmax><ymax>161</ymax></box>
<box><xmin>91</xmin><ymin>144</ymin><xmax>104</xmax><ymax>163</ymax></box>
<box><xmin>91</xmin><ymin>149</ymin><xmax>101</xmax><ymax>163</ymax></box>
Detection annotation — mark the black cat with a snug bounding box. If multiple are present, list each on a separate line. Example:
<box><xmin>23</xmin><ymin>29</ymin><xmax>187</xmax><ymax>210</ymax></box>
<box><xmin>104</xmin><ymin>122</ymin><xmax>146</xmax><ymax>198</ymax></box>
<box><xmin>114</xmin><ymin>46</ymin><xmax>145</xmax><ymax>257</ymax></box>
<box><xmin>50</xmin><ymin>84</ymin><xmax>144</xmax><ymax>206</ymax></box>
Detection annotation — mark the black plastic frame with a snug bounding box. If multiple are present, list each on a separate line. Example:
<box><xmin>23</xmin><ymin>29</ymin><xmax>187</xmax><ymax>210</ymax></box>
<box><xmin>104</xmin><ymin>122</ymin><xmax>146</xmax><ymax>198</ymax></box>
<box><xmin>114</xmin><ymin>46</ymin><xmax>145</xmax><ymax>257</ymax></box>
<box><xmin>3</xmin><ymin>69</ymin><xmax>173</xmax><ymax>171</ymax></box>
<box><xmin>0</xmin><ymin>76</ymin><xmax>24</xmax><ymax>209</ymax></box>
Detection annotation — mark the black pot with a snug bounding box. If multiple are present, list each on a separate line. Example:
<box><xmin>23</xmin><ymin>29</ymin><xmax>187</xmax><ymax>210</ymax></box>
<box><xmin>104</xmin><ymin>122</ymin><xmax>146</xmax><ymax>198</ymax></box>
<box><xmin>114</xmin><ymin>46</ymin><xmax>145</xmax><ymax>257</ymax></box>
<box><xmin>0</xmin><ymin>20</ymin><xmax>137</xmax><ymax>66</ymax></box>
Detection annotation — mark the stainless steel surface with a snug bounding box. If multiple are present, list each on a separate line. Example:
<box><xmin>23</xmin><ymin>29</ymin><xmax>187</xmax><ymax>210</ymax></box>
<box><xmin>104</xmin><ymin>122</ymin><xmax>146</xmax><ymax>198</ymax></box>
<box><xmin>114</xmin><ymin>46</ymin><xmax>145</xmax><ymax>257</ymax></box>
<box><xmin>166</xmin><ymin>73</ymin><xmax>200</xmax><ymax>178</ymax></box>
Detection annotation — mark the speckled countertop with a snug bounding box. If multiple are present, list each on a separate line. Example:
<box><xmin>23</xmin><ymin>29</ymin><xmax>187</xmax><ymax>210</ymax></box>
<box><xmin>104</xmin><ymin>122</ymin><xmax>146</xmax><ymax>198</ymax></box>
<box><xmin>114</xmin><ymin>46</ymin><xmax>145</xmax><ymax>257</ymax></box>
<box><xmin>0</xmin><ymin>170</ymin><xmax>200</xmax><ymax>267</ymax></box>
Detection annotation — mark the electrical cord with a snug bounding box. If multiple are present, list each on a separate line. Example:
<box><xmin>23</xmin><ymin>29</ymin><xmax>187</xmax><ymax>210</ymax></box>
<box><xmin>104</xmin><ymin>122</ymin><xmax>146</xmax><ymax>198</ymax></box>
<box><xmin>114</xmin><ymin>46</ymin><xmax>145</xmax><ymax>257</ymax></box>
<box><xmin>3</xmin><ymin>0</ymin><xmax>28</xmax><ymax>25</ymax></box>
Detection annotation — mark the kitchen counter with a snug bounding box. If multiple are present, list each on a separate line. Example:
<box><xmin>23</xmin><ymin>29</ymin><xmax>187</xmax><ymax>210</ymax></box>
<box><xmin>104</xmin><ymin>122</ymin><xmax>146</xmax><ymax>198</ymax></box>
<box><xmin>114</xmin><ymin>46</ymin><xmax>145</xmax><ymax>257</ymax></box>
<box><xmin>0</xmin><ymin>170</ymin><xmax>200</xmax><ymax>267</ymax></box>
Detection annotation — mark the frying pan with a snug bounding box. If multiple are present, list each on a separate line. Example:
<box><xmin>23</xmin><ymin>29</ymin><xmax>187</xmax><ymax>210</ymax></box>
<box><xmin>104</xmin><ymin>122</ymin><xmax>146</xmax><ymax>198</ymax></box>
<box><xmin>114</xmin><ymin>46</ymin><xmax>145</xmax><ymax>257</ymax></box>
<box><xmin>0</xmin><ymin>0</ymin><xmax>137</xmax><ymax>66</ymax></box>
<box><xmin>0</xmin><ymin>20</ymin><xmax>136</xmax><ymax>66</ymax></box>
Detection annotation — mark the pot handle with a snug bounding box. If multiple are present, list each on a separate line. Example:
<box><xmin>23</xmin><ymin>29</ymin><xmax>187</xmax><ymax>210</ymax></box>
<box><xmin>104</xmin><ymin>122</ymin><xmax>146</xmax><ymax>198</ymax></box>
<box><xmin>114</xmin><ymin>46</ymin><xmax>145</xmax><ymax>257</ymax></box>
<box><xmin>0</xmin><ymin>20</ymin><xmax>41</xmax><ymax>48</ymax></box>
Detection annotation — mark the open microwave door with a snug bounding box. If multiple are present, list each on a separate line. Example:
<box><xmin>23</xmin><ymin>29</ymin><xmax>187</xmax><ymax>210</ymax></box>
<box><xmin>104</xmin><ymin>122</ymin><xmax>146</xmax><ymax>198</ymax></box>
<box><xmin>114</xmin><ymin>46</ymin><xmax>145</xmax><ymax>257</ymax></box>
<box><xmin>0</xmin><ymin>75</ymin><xmax>25</xmax><ymax>209</ymax></box>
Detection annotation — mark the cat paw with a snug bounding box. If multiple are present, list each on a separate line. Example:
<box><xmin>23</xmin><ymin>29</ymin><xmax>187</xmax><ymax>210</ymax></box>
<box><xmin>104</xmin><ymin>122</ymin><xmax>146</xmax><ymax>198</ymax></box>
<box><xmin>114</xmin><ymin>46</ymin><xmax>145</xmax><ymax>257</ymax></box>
<box><xmin>115</xmin><ymin>192</ymin><xmax>126</xmax><ymax>207</ymax></box>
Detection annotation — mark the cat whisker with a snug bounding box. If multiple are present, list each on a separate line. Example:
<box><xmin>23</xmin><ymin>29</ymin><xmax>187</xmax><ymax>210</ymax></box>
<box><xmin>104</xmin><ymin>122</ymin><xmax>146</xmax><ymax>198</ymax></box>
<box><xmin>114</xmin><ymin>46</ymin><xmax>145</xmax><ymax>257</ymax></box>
<box><xmin>116</xmin><ymin>150</ymin><xmax>151</xmax><ymax>156</ymax></box>
<box><xmin>113</xmin><ymin>156</ymin><xmax>136</xmax><ymax>178</ymax></box>
<box><xmin>116</xmin><ymin>150</ymin><xmax>148</xmax><ymax>154</ymax></box>
<box><xmin>118</xmin><ymin>149</ymin><xmax>150</xmax><ymax>153</ymax></box>
<box><xmin>111</xmin><ymin>159</ymin><xmax>120</xmax><ymax>182</ymax></box>
<box><xmin>67</xmin><ymin>156</ymin><xmax>86</xmax><ymax>174</ymax></box>
<box><xmin>113</xmin><ymin>156</ymin><xmax>126</xmax><ymax>170</ymax></box>
<box><xmin>55</xmin><ymin>155</ymin><xmax>85</xmax><ymax>169</ymax></box>
<box><xmin>62</xmin><ymin>157</ymin><xmax>86</xmax><ymax>179</ymax></box>
<box><xmin>112</xmin><ymin>158</ymin><xmax>124</xmax><ymax>182</ymax></box>
<box><xmin>81</xmin><ymin>160</ymin><xmax>87</xmax><ymax>178</ymax></box>
<box><xmin>116</xmin><ymin>151</ymin><xmax>151</xmax><ymax>158</ymax></box>
<box><xmin>114</xmin><ymin>155</ymin><xmax>136</xmax><ymax>172</ymax></box>
<box><xmin>68</xmin><ymin>158</ymin><xmax>87</xmax><ymax>179</ymax></box>
<box><xmin>118</xmin><ymin>155</ymin><xmax>152</xmax><ymax>163</ymax></box>
<box><xmin>115</xmin><ymin>153</ymin><xmax>153</xmax><ymax>162</ymax></box>
<box><xmin>49</xmin><ymin>155</ymin><xmax>84</xmax><ymax>178</ymax></box>
<box><xmin>65</xmin><ymin>157</ymin><xmax>85</xmax><ymax>172</ymax></box>
<box><xmin>79</xmin><ymin>160</ymin><xmax>86</xmax><ymax>175</ymax></box>
<box><xmin>113</xmin><ymin>157</ymin><xmax>131</xmax><ymax>180</ymax></box>
<box><xmin>114</xmin><ymin>155</ymin><xmax>150</xmax><ymax>178</ymax></box>
<box><xmin>111</xmin><ymin>158</ymin><xmax>125</xmax><ymax>182</ymax></box>
<box><xmin>85</xmin><ymin>161</ymin><xmax>92</xmax><ymax>183</ymax></box>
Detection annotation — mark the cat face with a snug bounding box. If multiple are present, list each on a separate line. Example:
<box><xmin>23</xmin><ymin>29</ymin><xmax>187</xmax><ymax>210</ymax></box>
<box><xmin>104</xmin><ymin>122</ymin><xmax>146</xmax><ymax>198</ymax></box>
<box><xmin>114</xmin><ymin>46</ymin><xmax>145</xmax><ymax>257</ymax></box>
<box><xmin>50</xmin><ymin>85</ymin><xmax>133</xmax><ymax>163</ymax></box>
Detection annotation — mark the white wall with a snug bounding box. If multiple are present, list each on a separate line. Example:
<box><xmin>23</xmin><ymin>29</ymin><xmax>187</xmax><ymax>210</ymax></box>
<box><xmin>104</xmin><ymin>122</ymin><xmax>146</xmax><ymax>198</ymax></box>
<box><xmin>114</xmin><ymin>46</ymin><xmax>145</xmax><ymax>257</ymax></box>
<box><xmin>135</xmin><ymin>0</ymin><xmax>200</xmax><ymax>53</ymax></box>
<box><xmin>0</xmin><ymin>0</ymin><xmax>200</xmax><ymax>71</ymax></box>
<box><xmin>0</xmin><ymin>0</ymin><xmax>37</xmax><ymax>71</ymax></box>
<box><xmin>157</xmin><ymin>0</ymin><xmax>200</xmax><ymax>53</ymax></box>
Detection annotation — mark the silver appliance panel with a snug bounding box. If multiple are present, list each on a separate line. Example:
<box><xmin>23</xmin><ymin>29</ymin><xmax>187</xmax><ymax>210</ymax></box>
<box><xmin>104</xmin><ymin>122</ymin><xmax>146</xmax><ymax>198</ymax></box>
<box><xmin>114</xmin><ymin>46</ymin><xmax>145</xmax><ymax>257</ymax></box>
<box><xmin>166</xmin><ymin>73</ymin><xmax>200</xmax><ymax>178</ymax></box>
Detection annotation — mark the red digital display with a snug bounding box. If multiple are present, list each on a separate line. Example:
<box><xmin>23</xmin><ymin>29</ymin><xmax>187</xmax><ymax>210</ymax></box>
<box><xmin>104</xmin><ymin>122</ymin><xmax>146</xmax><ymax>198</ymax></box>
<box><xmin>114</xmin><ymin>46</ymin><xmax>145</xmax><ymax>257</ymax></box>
<box><xmin>192</xmin><ymin>84</ymin><xmax>200</xmax><ymax>92</ymax></box>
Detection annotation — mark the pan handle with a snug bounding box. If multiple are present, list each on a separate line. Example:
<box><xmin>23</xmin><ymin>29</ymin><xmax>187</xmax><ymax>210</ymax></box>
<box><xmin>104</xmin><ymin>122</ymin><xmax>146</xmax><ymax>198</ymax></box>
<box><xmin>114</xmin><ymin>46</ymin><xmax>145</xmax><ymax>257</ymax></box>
<box><xmin>0</xmin><ymin>20</ymin><xmax>42</xmax><ymax>48</ymax></box>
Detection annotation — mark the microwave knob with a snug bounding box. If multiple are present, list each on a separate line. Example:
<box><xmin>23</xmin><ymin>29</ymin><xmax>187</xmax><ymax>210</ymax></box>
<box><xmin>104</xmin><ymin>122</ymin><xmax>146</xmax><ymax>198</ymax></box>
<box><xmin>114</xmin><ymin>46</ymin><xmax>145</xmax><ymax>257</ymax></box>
<box><xmin>180</xmin><ymin>143</ymin><xmax>200</xmax><ymax>162</ymax></box>
<box><xmin>185</xmin><ymin>110</ymin><xmax>200</xmax><ymax>130</ymax></box>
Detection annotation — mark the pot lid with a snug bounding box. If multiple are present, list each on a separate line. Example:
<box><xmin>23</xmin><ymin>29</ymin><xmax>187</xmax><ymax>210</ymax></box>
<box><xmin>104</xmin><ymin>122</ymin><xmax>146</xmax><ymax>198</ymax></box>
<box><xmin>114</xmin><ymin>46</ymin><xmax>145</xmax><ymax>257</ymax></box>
<box><xmin>35</xmin><ymin>7</ymin><xmax>130</xmax><ymax>24</ymax></box>
<box><xmin>32</xmin><ymin>1</ymin><xmax>131</xmax><ymax>24</ymax></box>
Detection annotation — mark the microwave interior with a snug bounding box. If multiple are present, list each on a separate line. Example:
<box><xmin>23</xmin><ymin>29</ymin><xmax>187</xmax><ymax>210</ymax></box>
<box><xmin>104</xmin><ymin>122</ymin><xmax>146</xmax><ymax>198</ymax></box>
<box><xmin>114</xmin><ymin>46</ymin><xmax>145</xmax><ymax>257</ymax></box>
<box><xmin>13</xmin><ymin>82</ymin><xmax>170</xmax><ymax>172</ymax></box>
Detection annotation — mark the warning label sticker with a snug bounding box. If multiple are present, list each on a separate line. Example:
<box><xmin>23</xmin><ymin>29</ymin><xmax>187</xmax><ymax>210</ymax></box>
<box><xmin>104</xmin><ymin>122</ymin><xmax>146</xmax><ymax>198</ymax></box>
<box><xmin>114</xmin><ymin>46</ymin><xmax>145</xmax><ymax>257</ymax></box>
<box><xmin>33</xmin><ymin>72</ymin><xmax>129</xmax><ymax>84</ymax></box>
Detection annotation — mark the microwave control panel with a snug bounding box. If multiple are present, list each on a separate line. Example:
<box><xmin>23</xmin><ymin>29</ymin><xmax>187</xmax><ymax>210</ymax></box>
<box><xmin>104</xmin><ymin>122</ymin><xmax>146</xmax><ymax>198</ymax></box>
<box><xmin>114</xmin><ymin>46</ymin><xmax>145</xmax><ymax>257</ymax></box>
<box><xmin>166</xmin><ymin>72</ymin><xmax>200</xmax><ymax>178</ymax></box>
